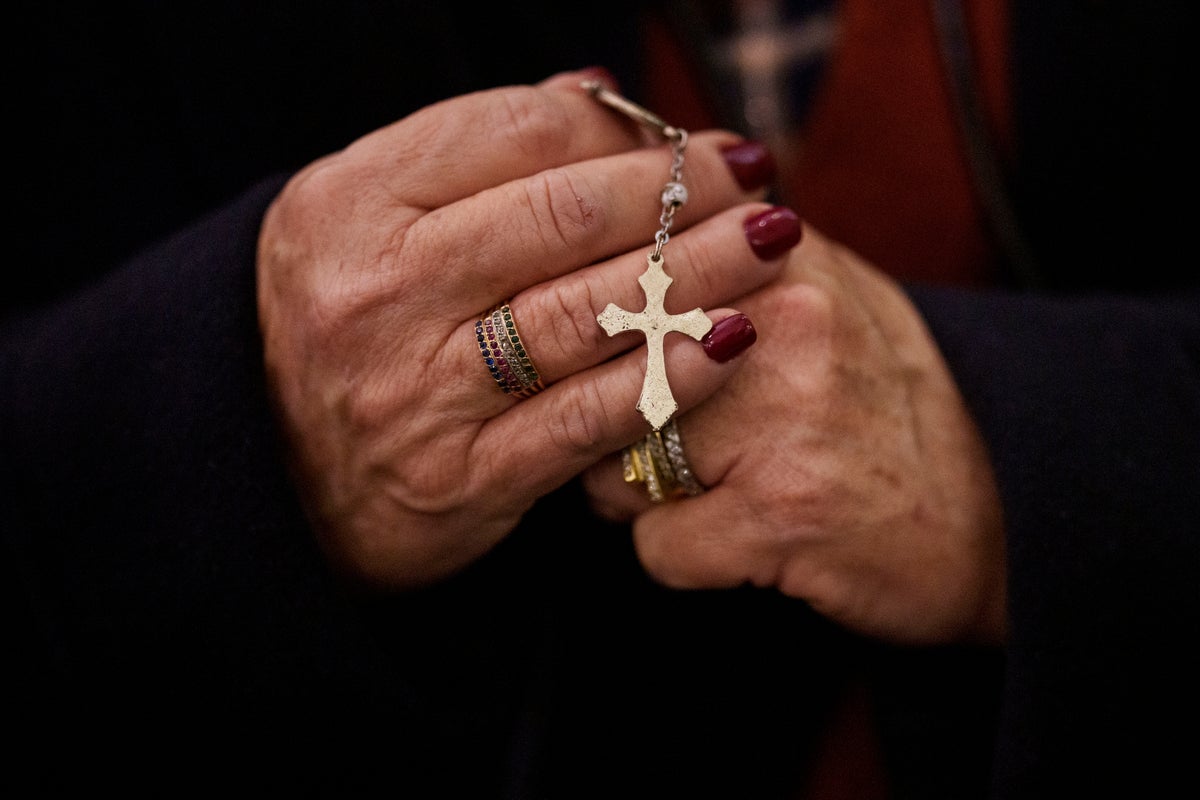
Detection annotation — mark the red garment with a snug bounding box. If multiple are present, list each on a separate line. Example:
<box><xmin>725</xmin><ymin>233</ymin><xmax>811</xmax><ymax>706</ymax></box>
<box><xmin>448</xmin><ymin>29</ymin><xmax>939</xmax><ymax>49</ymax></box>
<box><xmin>646</xmin><ymin>0</ymin><xmax>1012</xmax><ymax>287</ymax></box>
<box><xmin>644</xmin><ymin>5</ymin><xmax>1012</xmax><ymax>797</ymax></box>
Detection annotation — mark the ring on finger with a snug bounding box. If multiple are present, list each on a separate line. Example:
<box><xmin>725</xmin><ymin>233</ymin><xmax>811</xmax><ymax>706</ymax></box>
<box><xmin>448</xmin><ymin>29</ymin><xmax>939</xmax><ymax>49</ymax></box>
<box><xmin>475</xmin><ymin>302</ymin><xmax>545</xmax><ymax>399</ymax></box>
<box><xmin>623</xmin><ymin>417</ymin><xmax>704</xmax><ymax>503</ymax></box>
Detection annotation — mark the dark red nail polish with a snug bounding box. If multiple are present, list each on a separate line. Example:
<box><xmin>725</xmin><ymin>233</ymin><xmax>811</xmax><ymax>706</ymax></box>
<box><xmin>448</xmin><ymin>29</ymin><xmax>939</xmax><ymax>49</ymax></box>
<box><xmin>720</xmin><ymin>141</ymin><xmax>777</xmax><ymax>191</ymax></box>
<box><xmin>744</xmin><ymin>206</ymin><xmax>803</xmax><ymax>260</ymax></box>
<box><xmin>702</xmin><ymin>313</ymin><xmax>757</xmax><ymax>363</ymax></box>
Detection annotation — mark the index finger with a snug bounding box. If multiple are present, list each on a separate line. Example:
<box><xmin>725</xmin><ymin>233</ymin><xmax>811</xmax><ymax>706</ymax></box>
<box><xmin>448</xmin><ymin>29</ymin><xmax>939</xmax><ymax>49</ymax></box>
<box><xmin>341</xmin><ymin>69</ymin><xmax>648</xmax><ymax>209</ymax></box>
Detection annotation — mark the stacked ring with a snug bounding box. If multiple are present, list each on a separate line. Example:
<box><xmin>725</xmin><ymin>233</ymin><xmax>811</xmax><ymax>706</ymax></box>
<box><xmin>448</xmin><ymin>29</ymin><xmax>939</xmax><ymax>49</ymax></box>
<box><xmin>660</xmin><ymin>418</ymin><xmax>705</xmax><ymax>497</ymax></box>
<box><xmin>475</xmin><ymin>302</ymin><xmax>545</xmax><ymax>398</ymax></box>
<box><xmin>623</xmin><ymin>418</ymin><xmax>705</xmax><ymax>503</ymax></box>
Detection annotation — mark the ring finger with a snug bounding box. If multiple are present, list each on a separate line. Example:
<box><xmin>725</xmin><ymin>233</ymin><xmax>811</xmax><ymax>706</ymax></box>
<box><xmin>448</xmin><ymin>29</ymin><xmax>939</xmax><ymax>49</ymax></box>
<box><xmin>456</xmin><ymin>202</ymin><xmax>802</xmax><ymax>410</ymax></box>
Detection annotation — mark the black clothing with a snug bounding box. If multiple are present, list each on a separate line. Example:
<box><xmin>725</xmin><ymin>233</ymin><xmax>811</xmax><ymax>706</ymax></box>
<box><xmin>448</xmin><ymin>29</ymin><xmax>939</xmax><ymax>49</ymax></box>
<box><xmin>5</xmin><ymin>2</ymin><xmax>1196</xmax><ymax>797</ymax></box>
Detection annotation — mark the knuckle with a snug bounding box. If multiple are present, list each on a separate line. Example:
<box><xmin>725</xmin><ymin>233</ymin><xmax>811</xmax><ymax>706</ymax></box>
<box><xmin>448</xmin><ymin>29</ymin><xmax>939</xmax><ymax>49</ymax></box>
<box><xmin>276</xmin><ymin>157</ymin><xmax>376</xmax><ymax>238</ymax></box>
<box><xmin>305</xmin><ymin>278</ymin><xmax>365</xmax><ymax>337</ymax></box>
<box><xmin>677</xmin><ymin>237</ymin><xmax>726</xmax><ymax>299</ymax></box>
<box><xmin>276</xmin><ymin>156</ymin><xmax>344</xmax><ymax>217</ymax></box>
<box><xmin>389</xmin><ymin>458</ymin><xmax>470</xmax><ymax>517</ymax></box>
<box><xmin>263</xmin><ymin>170</ymin><xmax>404</xmax><ymax>341</ymax></box>
<box><xmin>533</xmin><ymin>277</ymin><xmax>605</xmax><ymax>364</ymax></box>
<box><xmin>296</xmin><ymin>279</ymin><xmax>391</xmax><ymax>371</ymax></box>
<box><xmin>337</xmin><ymin>368</ymin><xmax>401</xmax><ymax>438</ymax></box>
<box><xmin>494</xmin><ymin>87</ymin><xmax>573</xmax><ymax>161</ymax></box>
<box><xmin>521</xmin><ymin>168</ymin><xmax>606</xmax><ymax>252</ymax></box>
<box><xmin>544</xmin><ymin>379</ymin><xmax>610</xmax><ymax>456</ymax></box>
<box><xmin>363</xmin><ymin>427</ymin><xmax>472</xmax><ymax>519</ymax></box>
<box><xmin>771</xmin><ymin>283</ymin><xmax>837</xmax><ymax>339</ymax></box>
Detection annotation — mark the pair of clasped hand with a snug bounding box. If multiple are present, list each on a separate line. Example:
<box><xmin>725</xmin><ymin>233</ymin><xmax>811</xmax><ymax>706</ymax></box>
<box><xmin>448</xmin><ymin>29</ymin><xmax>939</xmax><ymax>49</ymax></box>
<box><xmin>257</xmin><ymin>68</ymin><xmax>1007</xmax><ymax>647</ymax></box>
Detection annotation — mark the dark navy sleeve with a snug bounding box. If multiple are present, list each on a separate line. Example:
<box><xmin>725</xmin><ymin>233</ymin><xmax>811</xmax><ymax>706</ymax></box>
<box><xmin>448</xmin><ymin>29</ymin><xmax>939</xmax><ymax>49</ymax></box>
<box><xmin>0</xmin><ymin>177</ymin><xmax>524</xmax><ymax>792</ymax></box>
<box><xmin>907</xmin><ymin>284</ymin><xmax>1200</xmax><ymax>798</ymax></box>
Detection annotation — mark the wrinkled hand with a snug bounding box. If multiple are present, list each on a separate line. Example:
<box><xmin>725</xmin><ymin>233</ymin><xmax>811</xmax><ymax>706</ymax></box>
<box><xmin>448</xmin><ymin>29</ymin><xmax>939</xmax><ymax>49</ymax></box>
<box><xmin>584</xmin><ymin>227</ymin><xmax>1007</xmax><ymax>645</ymax></box>
<box><xmin>256</xmin><ymin>70</ymin><xmax>785</xmax><ymax>588</ymax></box>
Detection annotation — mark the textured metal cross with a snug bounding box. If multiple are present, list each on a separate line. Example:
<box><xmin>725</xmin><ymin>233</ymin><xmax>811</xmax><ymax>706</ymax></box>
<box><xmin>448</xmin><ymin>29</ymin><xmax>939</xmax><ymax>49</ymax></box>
<box><xmin>597</xmin><ymin>253</ymin><xmax>712</xmax><ymax>431</ymax></box>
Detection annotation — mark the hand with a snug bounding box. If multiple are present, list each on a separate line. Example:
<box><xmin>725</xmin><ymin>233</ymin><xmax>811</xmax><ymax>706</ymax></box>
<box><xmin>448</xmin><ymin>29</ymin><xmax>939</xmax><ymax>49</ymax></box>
<box><xmin>256</xmin><ymin>69</ymin><xmax>792</xmax><ymax>588</ymax></box>
<box><xmin>584</xmin><ymin>226</ymin><xmax>1007</xmax><ymax>645</ymax></box>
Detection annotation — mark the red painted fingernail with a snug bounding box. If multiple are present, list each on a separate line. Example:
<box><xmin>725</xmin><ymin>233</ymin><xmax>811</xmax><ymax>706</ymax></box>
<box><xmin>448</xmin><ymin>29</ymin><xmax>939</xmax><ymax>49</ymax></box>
<box><xmin>702</xmin><ymin>313</ymin><xmax>757</xmax><ymax>363</ymax></box>
<box><xmin>720</xmin><ymin>140</ymin><xmax>777</xmax><ymax>191</ymax></box>
<box><xmin>744</xmin><ymin>206</ymin><xmax>803</xmax><ymax>260</ymax></box>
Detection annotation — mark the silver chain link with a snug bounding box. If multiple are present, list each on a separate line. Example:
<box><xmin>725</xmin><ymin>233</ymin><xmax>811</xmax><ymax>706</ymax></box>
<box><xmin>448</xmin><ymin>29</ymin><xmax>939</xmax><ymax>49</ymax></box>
<box><xmin>653</xmin><ymin>128</ymin><xmax>689</xmax><ymax>259</ymax></box>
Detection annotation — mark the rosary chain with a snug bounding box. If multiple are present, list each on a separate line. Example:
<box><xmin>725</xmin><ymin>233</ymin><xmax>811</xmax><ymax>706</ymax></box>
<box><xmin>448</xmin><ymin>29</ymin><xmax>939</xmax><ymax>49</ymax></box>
<box><xmin>653</xmin><ymin>129</ymin><xmax>689</xmax><ymax>258</ymax></box>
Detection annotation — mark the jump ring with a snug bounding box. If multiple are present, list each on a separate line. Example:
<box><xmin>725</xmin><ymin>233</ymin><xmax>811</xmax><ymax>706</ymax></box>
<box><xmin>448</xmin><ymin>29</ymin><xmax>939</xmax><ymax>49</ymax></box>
<box><xmin>475</xmin><ymin>302</ymin><xmax>544</xmax><ymax>399</ymax></box>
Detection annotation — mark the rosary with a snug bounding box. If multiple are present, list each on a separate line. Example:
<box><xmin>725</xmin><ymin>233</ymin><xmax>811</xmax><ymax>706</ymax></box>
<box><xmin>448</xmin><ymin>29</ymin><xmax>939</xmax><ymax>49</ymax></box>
<box><xmin>583</xmin><ymin>80</ymin><xmax>712</xmax><ymax>432</ymax></box>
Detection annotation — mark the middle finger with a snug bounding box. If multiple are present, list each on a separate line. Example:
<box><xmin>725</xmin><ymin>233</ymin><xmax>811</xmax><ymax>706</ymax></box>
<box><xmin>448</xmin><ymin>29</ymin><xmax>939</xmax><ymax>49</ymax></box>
<box><xmin>395</xmin><ymin>130</ymin><xmax>770</xmax><ymax>315</ymax></box>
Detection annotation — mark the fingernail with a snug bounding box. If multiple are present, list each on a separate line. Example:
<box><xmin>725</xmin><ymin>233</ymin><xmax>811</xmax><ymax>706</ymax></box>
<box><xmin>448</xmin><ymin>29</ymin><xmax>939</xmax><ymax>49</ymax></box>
<box><xmin>579</xmin><ymin>66</ymin><xmax>620</xmax><ymax>93</ymax></box>
<box><xmin>744</xmin><ymin>206</ymin><xmax>803</xmax><ymax>260</ymax></box>
<box><xmin>720</xmin><ymin>140</ymin><xmax>776</xmax><ymax>191</ymax></box>
<box><xmin>702</xmin><ymin>313</ymin><xmax>757</xmax><ymax>363</ymax></box>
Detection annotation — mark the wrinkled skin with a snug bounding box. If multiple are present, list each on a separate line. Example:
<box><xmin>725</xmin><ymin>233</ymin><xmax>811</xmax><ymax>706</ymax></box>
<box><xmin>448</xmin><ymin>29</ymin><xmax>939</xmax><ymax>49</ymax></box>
<box><xmin>584</xmin><ymin>228</ymin><xmax>1007</xmax><ymax>646</ymax></box>
<box><xmin>256</xmin><ymin>70</ymin><xmax>782</xmax><ymax>588</ymax></box>
<box><xmin>257</xmin><ymin>66</ymin><xmax>1005</xmax><ymax>647</ymax></box>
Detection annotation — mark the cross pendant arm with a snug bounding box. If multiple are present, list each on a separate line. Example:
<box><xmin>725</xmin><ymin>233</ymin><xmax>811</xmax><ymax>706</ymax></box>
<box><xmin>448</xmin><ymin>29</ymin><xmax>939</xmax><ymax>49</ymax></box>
<box><xmin>597</xmin><ymin>254</ymin><xmax>712</xmax><ymax>430</ymax></box>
